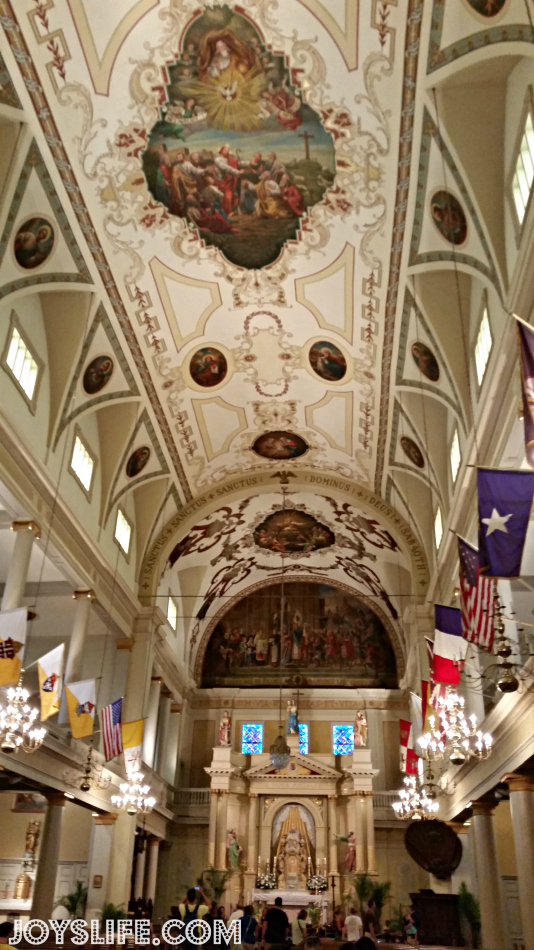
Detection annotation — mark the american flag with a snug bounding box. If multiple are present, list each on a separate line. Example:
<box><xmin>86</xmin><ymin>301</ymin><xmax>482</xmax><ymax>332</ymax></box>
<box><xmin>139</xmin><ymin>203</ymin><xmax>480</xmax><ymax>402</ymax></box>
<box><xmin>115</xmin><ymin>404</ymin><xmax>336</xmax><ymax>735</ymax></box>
<box><xmin>458</xmin><ymin>536</ymin><xmax>495</xmax><ymax>650</ymax></box>
<box><xmin>101</xmin><ymin>698</ymin><xmax>123</xmax><ymax>761</ymax></box>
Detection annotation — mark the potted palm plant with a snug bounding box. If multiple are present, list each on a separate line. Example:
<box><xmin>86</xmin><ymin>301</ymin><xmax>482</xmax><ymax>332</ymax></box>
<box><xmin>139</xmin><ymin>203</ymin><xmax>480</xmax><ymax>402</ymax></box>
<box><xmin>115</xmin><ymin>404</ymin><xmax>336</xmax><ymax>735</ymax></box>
<box><xmin>54</xmin><ymin>881</ymin><xmax>87</xmax><ymax>918</ymax></box>
<box><xmin>458</xmin><ymin>882</ymin><xmax>481</xmax><ymax>949</ymax></box>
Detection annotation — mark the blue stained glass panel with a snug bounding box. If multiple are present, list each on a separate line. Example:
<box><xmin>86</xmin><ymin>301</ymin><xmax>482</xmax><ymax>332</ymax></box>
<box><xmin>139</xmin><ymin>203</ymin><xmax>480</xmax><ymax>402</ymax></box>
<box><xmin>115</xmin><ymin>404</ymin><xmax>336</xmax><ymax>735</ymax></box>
<box><xmin>242</xmin><ymin>723</ymin><xmax>263</xmax><ymax>754</ymax></box>
<box><xmin>333</xmin><ymin>724</ymin><xmax>354</xmax><ymax>755</ymax></box>
<box><xmin>298</xmin><ymin>723</ymin><xmax>309</xmax><ymax>755</ymax></box>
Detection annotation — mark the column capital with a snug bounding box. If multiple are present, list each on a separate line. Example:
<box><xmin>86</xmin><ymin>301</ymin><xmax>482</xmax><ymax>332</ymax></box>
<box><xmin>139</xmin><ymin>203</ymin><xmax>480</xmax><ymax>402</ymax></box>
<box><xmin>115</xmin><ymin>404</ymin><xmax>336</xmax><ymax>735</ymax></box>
<box><xmin>250</xmin><ymin>793</ymin><xmax>258</xmax><ymax>799</ymax></box>
<box><xmin>45</xmin><ymin>791</ymin><xmax>67</xmax><ymax>807</ymax></box>
<box><xmin>171</xmin><ymin>702</ymin><xmax>182</xmax><ymax>713</ymax></box>
<box><xmin>503</xmin><ymin>773</ymin><xmax>534</xmax><ymax>792</ymax></box>
<box><xmin>447</xmin><ymin>821</ymin><xmax>469</xmax><ymax>835</ymax></box>
<box><xmin>11</xmin><ymin>519</ymin><xmax>41</xmax><ymax>539</ymax></box>
<box><xmin>94</xmin><ymin>814</ymin><xmax>118</xmax><ymax>825</ymax></box>
<box><xmin>472</xmin><ymin>794</ymin><xmax>497</xmax><ymax>816</ymax></box>
<box><xmin>73</xmin><ymin>589</ymin><xmax>96</xmax><ymax>602</ymax></box>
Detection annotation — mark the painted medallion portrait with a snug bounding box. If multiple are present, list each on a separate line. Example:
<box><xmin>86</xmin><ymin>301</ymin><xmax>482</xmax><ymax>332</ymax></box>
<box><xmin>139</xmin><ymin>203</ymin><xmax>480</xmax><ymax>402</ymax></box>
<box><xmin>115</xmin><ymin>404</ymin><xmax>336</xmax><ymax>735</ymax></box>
<box><xmin>400</xmin><ymin>436</ymin><xmax>425</xmax><ymax>469</ymax></box>
<box><xmin>142</xmin><ymin>5</ymin><xmax>335</xmax><ymax>269</ymax></box>
<box><xmin>430</xmin><ymin>190</ymin><xmax>467</xmax><ymax>246</ymax></box>
<box><xmin>190</xmin><ymin>346</ymin><xmax>228</xmax><ymax>387</ymax></box>
<box><xmin>126</xmin><ymin>445</ymin><xmax>151</xmax><ymax>478</ymax></box>
<box><xmin>411</xmin><ymin>341</ymin><xmax>440</xmax><ymax>382</ymax></box>
<box><xmin>82</xmin><ymin>356</ymin><xmax>114</xmax><ymax>395</ymax></box>
<box><xmin>254</xmin><ymin>509</ymin><xmax>335</xmax><ymax>554</ymax></box>
<box><xmin>252</xmin><ymin>431</ymin><xmax>308</xmax><ymax>460</ymax></box>
<box><xmin>201</xmin><ymin>581</ymin><xmax>398</xmax><ymax>688</ymax></box>
<box><xmin>13</xmin><ymin>217</ymin><xmax>55</xmax><ymax>270</ymax></box>
<box><xmin>309</xmin><ymin>341</ymin><xmax>347</xmax><ymax>382</ymax></box>
<box><xmin>466</xmin><ymin>0</ymin><xmax>507</xmax><ymax>15</ymax></box>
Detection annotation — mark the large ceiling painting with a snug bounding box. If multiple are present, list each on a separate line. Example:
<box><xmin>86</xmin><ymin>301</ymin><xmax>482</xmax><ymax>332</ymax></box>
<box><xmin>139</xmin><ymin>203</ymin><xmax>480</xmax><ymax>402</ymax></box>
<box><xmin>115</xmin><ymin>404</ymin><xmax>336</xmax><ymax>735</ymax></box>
<box><xmin>200</xmin><ymin>581</ymin><xmax>398</xmax><ymax>687</ymax></box>
<box><xmin>142</xmin><ymin>5</ymin><xmax>335</xmax><ymax>268</ymax></box>
<box><xmin>253</xmin><ymin>509</ymin><xmax>335</xmax><ymax>554</ymax></box>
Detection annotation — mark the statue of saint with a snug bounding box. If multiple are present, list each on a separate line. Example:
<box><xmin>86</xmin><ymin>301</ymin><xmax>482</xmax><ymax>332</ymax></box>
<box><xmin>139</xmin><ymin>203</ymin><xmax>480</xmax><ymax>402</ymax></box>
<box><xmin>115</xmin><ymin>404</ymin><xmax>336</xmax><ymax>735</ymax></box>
<box><xmin>335</xmin><ymin>831</ymin><xmax>356</xmax><ymax>873</ymax></box>
<box><xmin>227</xmin><ymin>829</ymin><xmax>242</xmax><ymax>869</ymax></box>
<box><xmin>24</xmin><ymin>821</ymin><xmax>40</xmax><ymax>856</ymax></box>
<box><xmin>354</xmin><ymin>711</ymin><xmax>368</xmax><ymax>747</ymax></box>
<box><xmin>219</xmin><ymin>710</ymin><xmax>231</xmax><ymax>747</ymax></box>
<box><xmin>286</xmin><ymin>698</ymin><xmax>299</xmax><ymax>735</ymax></box>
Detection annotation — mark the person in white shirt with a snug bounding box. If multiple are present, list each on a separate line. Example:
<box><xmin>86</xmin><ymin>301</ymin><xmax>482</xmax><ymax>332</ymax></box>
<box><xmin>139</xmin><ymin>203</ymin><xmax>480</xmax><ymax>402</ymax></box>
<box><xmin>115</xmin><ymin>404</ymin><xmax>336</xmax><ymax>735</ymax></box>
<box><xmin>291</xmin><ymin>909</ymin><xmax>307</xmax><ymax>947</ymax></box>
<box><xmin>342</xmin><ymin>907</ymin><xmax>363</xmax><ymax>943</ymax></box>
<box><xmin>228</xmin><ymin>905</ymin><xmax>244</xmax><ymax>947</ymax></box>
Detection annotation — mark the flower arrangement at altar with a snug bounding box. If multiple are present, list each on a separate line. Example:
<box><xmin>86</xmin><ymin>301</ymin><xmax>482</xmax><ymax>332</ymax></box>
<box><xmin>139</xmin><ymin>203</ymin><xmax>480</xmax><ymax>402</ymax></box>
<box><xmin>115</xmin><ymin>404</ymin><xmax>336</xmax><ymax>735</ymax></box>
<box><xmin>256</xmin><ymin>872</ymin><xmax>277</xmax><ymax>890</ymax></box>
<box><xmin>307</xmin><ymin>874</ymin><xmax>327</xmax><ymax>892</ymax></box>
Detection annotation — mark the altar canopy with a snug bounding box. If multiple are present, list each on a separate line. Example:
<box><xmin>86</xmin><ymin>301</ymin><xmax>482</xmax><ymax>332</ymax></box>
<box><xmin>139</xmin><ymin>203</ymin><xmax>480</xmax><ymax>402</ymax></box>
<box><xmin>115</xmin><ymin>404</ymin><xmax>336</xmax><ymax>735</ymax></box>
<box><xmin>274</xmin><ymin>805</ymin><xmax>314</xmax><ymax>888</ymax></box>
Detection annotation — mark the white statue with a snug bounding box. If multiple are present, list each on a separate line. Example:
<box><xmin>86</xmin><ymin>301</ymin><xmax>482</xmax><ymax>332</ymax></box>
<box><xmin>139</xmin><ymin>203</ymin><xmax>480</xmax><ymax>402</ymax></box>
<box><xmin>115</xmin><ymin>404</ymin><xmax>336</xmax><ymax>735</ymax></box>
<box><xmin>219</xmin><ymin>710</ymin><xmax>231</xmax><ymax>747</ymax></box>
<box><xmin>354</xmin><ymin>711</ymin><xmax>368</xmax><ymax>747</ymax></box>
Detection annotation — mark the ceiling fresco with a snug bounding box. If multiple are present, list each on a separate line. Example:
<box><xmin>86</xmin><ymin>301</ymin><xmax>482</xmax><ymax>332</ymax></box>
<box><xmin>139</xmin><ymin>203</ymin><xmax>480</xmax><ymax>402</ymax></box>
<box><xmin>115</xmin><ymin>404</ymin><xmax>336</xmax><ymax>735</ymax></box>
<box><xmin>0</xmin><ymin>0</ymin><xmax>530</xmax><ymax>657</ymax></box>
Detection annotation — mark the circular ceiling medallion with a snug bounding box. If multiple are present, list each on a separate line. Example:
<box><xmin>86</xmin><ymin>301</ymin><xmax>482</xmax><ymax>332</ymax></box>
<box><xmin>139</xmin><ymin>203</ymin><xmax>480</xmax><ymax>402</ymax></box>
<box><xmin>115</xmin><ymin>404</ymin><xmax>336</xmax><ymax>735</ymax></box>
<box><xmin>252</xmin><ymin>431</ymin><xmax>308</xmax><ymax>460</ymax></box>
<box><xmin>466</xmin><ymin>0</ymin><xmax>507</xmax><ymax>15</ymax></box>
<box><xmin>430</xmin><ymin>190</ymin><xmax>467</xmax><ymax>246</ymax></box>
<box><xmin>309</xmin><ymin>340</ymin><xmax>347</xmax><ymax>381</ymax></box>
<box><xmin>400</xmin><ymin>436</ymin><xmax>425</xmax><ymax>469</ymax></box>
<box><xmin>13</xmin><ymin>216</ymin><xmax>55</xmax><ymax>270</ymax></box>
<box><xmin>126</xmin><ymin>446</ymin><xmax>151</xmax><ymax>477</ymax></box>
<box><xmin>254</xmin><ymin>508</ymin><xmax>335</xmax><ymax>553</ymax></box>
<box><xmin>82</xmin><ymin>356</ymin><xmax>114</xmax><ymax>395</ymax></box>
<box><xmin>411</xmin><ymin>341</ymin><xmax>440</xmax><ymax>382</ymax></box>
<box><xmin>189</xmin><ymin>347</ymin><xmax>228</xmax><ymax>387</ymax></box>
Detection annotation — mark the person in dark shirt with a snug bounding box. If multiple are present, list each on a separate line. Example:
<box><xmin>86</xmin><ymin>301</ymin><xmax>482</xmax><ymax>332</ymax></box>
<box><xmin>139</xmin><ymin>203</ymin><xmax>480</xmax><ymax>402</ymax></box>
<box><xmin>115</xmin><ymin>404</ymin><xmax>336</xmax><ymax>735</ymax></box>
<box><xmin>362</xmin><ymin>899</ymin><xmax>376</xmax><ymax>942</ymax></box>
<box><xmin>262</xmin><ymin>897</ymin><xmax>289</xmax><ymax>948</ymax></box>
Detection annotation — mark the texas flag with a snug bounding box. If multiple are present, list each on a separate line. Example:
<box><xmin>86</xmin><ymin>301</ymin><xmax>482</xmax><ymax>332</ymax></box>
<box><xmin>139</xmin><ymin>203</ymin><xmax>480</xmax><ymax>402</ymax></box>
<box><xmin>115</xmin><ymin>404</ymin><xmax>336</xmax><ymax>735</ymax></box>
<box><xmin>399</xmin><ymin>719</ymin><xmax>418</xmax><ymax>775</ymax></box>
<box><xmin>433</xmin><ymin>605</ymin><xmax>467</xmax><ymax>685</ymax></box>
<box><xmin>478</xmin><ymin>468</ymin><xmax>534</xmax><ymax>578</ymax></box>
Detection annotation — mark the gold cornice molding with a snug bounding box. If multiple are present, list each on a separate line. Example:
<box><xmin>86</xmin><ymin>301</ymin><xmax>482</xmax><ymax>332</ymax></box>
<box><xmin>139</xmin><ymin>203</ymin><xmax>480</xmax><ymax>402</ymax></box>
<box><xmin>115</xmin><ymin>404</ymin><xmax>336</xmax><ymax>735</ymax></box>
<box><xmin>11</xmin><ymin>519</ymin><xmax>41</xmax><ymax>539</ymax></box>
<box><xmin>502</xmin><ymin>772</ymin><xmax>534</xmax><ymax>793</ymax></box>
<box><xmin>73</xmin><ymin>589</ymin><xmax>96</xmax><ymax>602</ymax></box>
<box><xmin>189</xmin><ymin>697</ymin><xmax>408</xmax><ymax>711</ymax></box>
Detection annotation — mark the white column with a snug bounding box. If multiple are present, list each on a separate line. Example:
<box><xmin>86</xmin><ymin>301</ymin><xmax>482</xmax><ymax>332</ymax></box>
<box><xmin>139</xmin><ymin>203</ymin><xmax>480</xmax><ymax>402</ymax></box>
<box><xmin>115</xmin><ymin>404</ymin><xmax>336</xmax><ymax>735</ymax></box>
<box><xmin>122</xmin><ymin>609</ymin><xmax>158</xmax><ymax>724</ymax></box>
<box><xmin>146</xmin><ymin>837</ymin><xmax>161</xmax><ymax>904</ymax></box>
<box><xmin>328</xmin><ymin>795</ymin><xmax>338</xmax><ymax>875</ymax></box>
<box><xmin>472</xmin><ymin>797</ymin><xmax>505</xmax><ymax>950</ymax></box>
<box><xmin>64</xmin><ymin>589</ymin><xmax>95</xmax><ymax>684</ymax></box>
<box><xmin>354</xmin><ymin>796</ymin><xmax>365</xmax><ymax>872</ymax></box>
<box><xmin>31</xmin><ymin>792</ymin><xmax>65</xmax><ymax>919</ymax></box>
<box><xmin>365</xmin><ymin>795</ymin><xmax>376</xmax><ymax>873</ymax></box>
<box><xmin>217</xmin><ymin>792</ymin><xmax>228</xmax><ymax>869</ymax></box>
<box><xmin>134</xmin><ymin>844</ymin><xmax>147</xmax><ymax>900</ymax></box>
<box><xmin>165</xmin><ymin>707</ymin><xmax>181</xmax><ymax>786</ymax></box>
<box><xmin>506</xmin><ymin>774</ymin><xmax>534</xmax><ymax>950</ymax></box>
<box><xmin>107</xmin><ymin>812</ymin><xmax>136</xmax><ymax>908</ymax></box>
<box><xmin>85</xmin><ymin>815</ymin><xmax>117</xmax><ymax>919</ymax></box>
<box><xmin>143</xmin><ymin>679</ymin><xmax>161</xmax><ymax>769</ymax></box>
<box><xmin>208</xmin><ymin>791</ymin><xmax>218</xmax><ymax>867</ymax></box>
<box><xmin>155</xmin><ymin>693</ymin><xmax>172</xmax><ymax>776</ymax></box>
<box><xmin>1</xmin><ymin>519</ymin><xmax>40</xmax><ymax>610</ymax></box>
<box><xmin>246</xmin><ymin>794</ymin><xmax>259</xmax><ymax>871</ymax></box>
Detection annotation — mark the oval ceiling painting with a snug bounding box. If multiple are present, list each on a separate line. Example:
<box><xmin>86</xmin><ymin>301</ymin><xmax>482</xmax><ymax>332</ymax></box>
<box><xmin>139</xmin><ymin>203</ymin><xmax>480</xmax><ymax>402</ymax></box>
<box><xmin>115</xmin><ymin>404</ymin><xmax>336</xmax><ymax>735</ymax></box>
<box><xmin>142</xmin><ymin>5</ymin><xmax>335</xmax><ymax>269</ymax></box>
<box><xmin>309</xmin><ymin>341</ymin><xmax>347</xmax><ymax>381</ymax></box>
<box><xmin>201</xmin><ymin>581</ymin><xmax>398</xmax><ymax>688</ymax></box>
<box><xmin>126</xmin><ymin>446</ymin><xmax>151</xmax><ymax>478</ymax></box>
<box><xmin>82</xmin><ymin>356</ymin><xmax>114</xmax><ymax>395</ymax></box>
<box><xmin>14</xmin><ymin>217</ymin><xmax>55</xmax><ymax>270</ymax></box>
<box><xmin>189</xmin><ymin>346</ymin><xmax>228</xmax><ymax>387</ymax></box>
<box><xmin>400</xmin><ymin>436</ymin><xmax>425</xmax><ymax>469</ymax></box>
<box><xmin>252</xmin><ymin>430</ymin><xmax>308</xmax><ymax>460</ymax></box>
<box><xmin>254</xmin><ymin>509</ymin><xmax>335</xmax><ymax>554</ymax></box>
<box><xmin>411</xmin><ymin>341</ymin><xmax>440</xmax><ymax>382</ymax></box>
<box><xmin>430</xmin><ymin>190</ymin><xmax>467</xmax><ymax>246</ymax></box>
<box><xmin>466</xmin><ymin>0</ymin><xmax>507</xmax><ymax>15</ymax></box>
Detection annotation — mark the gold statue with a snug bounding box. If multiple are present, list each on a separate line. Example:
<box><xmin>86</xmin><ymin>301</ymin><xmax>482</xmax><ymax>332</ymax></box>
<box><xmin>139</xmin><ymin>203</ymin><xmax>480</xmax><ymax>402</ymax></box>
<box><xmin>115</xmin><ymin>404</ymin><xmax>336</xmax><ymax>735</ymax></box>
<box><xmin>24</xmin><ymin>821</ymin><xmax>40</xmax><ymax>856</ymax></box>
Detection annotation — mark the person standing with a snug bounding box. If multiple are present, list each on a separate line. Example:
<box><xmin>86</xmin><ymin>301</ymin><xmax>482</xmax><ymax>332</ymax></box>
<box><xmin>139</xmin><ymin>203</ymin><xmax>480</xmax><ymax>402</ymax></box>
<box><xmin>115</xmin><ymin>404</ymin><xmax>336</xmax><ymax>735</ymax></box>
<box><xmin>343</xmin><ymin>907</ymin><xmax>363</xmax><ymax>943</ymax></box>
<box><xmin>241</xmin><ymin>905</ymin><xmax>259</xmax><ymax>950</ymax></box>
<box><xmin>291</xmin><ymin>909</ymin><xmax>307</xmax><ymax>948</ymax></box>
<box><xmin>262</xmin><ymin>896</ymin><xmax>289</xmax><ymax>949</ymax></box>
<box><xmin>362</xmin><ymin>899</ymin><xmax>377</xmax><ymax>942</ymax></box>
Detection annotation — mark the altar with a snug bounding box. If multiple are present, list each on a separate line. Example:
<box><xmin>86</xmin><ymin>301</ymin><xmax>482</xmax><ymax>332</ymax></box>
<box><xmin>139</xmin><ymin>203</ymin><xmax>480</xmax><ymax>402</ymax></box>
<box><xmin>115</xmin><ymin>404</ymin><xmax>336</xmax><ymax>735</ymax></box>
<box><xmin>250</xmin><ymin>890</ymin><xmax>328</xmax><ymax>923</ymax></box>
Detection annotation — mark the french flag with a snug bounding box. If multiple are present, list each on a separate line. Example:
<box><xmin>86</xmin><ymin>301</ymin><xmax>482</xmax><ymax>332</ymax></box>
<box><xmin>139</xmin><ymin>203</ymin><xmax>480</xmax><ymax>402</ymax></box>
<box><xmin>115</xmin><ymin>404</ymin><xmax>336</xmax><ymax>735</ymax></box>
<box><xmin>433</xmin><ymin>605</ymin><xmax>468</xmax><ymax>685</ymax></box>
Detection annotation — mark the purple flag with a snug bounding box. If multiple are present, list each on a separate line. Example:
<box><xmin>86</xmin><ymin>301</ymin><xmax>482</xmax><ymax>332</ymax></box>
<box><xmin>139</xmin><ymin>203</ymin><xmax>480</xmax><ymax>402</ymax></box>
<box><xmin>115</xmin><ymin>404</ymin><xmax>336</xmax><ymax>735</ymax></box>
<box><xmin>478</xmin><ymin>468</ymin><xmax>534</xmax><ymax>577</ymax></box>
<box><xmin>516</xmin><ymin>317</ymin><xmax>534</xmax><ymax>469</ymax></box>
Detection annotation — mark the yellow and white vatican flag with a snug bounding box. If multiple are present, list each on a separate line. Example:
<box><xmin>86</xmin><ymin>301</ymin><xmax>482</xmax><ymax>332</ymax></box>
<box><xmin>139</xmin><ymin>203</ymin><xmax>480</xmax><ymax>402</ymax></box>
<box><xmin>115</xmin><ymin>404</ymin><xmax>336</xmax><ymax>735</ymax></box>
<box><xmin>65</xmin><ymin>678</ymin><xmax>96</xmax><ymax>739</ymax></box>
<box><xmin>122</xmin><ymin>719</ymin><xmax>144</xmax><ymax>777</ymax></box>
<box><xmin>0</xmin><ymin>608</ymin><xmax>27</xmax><ymax>687</ymax></box>
<box><xmin>37</xmin><ymin>644</ymin><xmax>64</xmax><ymax>720</ymax></box>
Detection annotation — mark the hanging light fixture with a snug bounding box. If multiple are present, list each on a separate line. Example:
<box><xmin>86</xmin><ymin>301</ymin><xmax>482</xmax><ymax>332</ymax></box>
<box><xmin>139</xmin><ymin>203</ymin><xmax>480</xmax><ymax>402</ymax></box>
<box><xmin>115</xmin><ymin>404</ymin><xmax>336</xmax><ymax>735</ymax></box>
<box><xmin>269</xmin><ymin>480</ymin><xmax>291</xmax><ymax>771</ymax></box>
<box><xmin>65</xmin><ymin>744</ymin><xmax>110</xmax><ymax>792</ymax></box>
<box><xmin>111</xmin><ymin>772</ymin><xmax>156</xmax><ymax>815</ymax></box>
<box><xmin>418</xmin><ymin>691</ymin><xmax>492</xmax><ymax>767</ymax></box>
<box><xmin>392</xmin><ymin>775</ymin><xmax>440</xmax><ymax>821</ymax></box>
<box><xmin>0</xmin><ymin>675</ymin><xmax>46</xmax><ymax>754</ymax></box>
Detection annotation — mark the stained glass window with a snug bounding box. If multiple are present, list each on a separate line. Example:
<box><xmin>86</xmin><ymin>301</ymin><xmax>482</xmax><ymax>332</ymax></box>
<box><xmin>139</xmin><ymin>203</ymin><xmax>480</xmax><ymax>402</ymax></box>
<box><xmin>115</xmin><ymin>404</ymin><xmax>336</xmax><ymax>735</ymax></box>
<box><xmin>333</xmin><ymin>724</ymin><xmax>354</xmax><ymax>755</ymax></box>
<box><xmin>298</xmin><ymin>723</ymin><xmax>309</xmax><ymax>755</ymax></box>
<box><xmin>242</xmin><ymin>723</ymin><xmax>263</xmax><ymax>754</ymax></box>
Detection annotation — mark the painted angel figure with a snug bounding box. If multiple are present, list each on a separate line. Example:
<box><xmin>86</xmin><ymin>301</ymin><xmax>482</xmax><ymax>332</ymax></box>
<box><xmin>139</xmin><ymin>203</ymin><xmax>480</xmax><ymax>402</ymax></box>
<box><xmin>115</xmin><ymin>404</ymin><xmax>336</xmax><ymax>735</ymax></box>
<box><xmin>219</xmin><ymin>709</ymin><xmax>231</xmax><ymax>747</ymax></box>
<box><xmin>334</xmin><ymin>831</ymin><xmax>356</xmax><ymax>873</ymax></box>
<box><xmin>227</xmin><ymin>829</ymin><xmax>242</xmax><ymax>869</ymax></box>
<box><xmin>354</xmin><ymin>711</ymin><xmax>368</xmax><ymax>747</ymax></box>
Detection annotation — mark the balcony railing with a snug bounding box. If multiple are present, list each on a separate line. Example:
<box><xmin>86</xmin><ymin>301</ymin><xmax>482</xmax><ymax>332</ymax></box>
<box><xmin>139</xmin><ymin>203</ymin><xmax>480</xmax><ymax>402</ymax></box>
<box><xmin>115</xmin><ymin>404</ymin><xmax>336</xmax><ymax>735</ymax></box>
<box><xmin>175</xmin><ymin>788</ymin><xmax>211</xmax><ymax>805</ymax></box>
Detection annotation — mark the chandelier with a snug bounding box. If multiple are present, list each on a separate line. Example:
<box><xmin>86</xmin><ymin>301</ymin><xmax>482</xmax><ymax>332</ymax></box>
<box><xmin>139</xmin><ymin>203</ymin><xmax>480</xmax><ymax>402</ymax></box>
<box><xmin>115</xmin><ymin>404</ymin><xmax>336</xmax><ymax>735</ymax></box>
<box><xmin>65</xmin><ymin>745</ymin><xmax>110</xmax><ymax>792</ymax></box>
<box><xmin>392</xmin><ymin>775</ymin><xmax>440</xmax><ymax>821</ymax></box>
<box><xmin>418</xmin><ymin>691</ymin><xmax>492</xmax><ymax>767</ymax></box>
<box><xmin>111</xmin><ymin>772</ymin><xmax>156</xmax><ymax>815</ymax></box>
<box><xmin>0</xmin><ymin>678</ymin><xmax>46</xmax><ymax>754</ymax></box>
<box><xmin>270</xmin><ymin>732</ymin><xmax>291</xmax><ymax>770</ymax></box>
